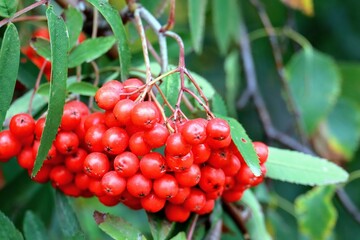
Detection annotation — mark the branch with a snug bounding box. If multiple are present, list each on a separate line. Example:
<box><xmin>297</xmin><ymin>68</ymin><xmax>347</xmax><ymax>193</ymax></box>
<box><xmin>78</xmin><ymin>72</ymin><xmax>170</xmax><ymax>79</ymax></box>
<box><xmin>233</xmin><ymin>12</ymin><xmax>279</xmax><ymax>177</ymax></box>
<box><xmin>336</xmin><ymin>188</ymin><xmax>360</xmax><ymax>224</ymax></box>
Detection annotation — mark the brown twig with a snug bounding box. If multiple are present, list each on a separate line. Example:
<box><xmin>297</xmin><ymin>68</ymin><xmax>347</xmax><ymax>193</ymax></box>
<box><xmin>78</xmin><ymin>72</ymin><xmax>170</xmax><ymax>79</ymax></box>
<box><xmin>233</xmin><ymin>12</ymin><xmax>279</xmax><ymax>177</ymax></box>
<box><xmin>12</xmin><ymin>15</ymin><xmax>47</xmax><ymax>23</ymax></box>
<box><xmin>160</xmin><ymin>0</ymin><xmax>175</xmax><ymax>32</ymax></box>
<box><xmin>187</xmin><ymin>214</ymin><xmax>199</xmax><ymax>240</ymax></box>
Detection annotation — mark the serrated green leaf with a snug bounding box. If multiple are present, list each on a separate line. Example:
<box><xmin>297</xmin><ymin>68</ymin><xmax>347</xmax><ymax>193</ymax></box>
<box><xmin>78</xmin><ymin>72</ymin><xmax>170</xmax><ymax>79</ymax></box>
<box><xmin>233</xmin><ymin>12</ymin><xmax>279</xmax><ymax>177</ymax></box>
<box><xmin>286</xmin><ymin>48</ymin><xmax>341</xmax><ymax>135</ymax></box>
<box><xmin>87</xmin><ymin>0</ymin><xmax>130</xmax><ymax>80</ymax></box>
<box><xmin>5</xmin><ymin>91</ymin><xmax>47</xmax><ymax>119</ymax></box>
<box><xmin>69</xmin><ymin>36</ymin><xmax>116</xmax><ymax>68</ymax></box>
<box><xmin>212</xmin><ymin>0</ymin><xmax>237</xmax><ymax>54</ymax></box>
<box><xmin>240</xmin><ymin>190</ymin><xmax>271</xmax><ymax>240</ymax></box>
<box><xmin>170</xmin><ymin>232</ymin><xmax>186</xmax><ymax>240</ymax></box>
<box><xmin>211</xmin><ymin>93</ymin><xmax>228</xmax><ymax>116</ymax></box>
<box><xmin>266</xmin><ymin>147</ymin><xmax>349</xmax><ymax>185</ymax></box>
<box><xmin>55</xmin><ymin>191</ymin><xmax>85</xmax><ymax>239</ymax></box>
<box><xmin>64</xmin><ymin>7</ymin><xmax>84</xmax><ymax>49</ymax></box>
<box><xmin>23</xmin><ymin>211</ymin><xmax>48</xmax><ymax>240</ymax></box>
<box><xmin>147</xmin><ymin>213</ymin><xmax>175</xmax><ymax>240</ymax></box>
<box><xmin>224</xmin><ymin>50</ymin><xmax>240</xmax><ymax>117</ymax></box>
<box><xmin>157</xmin><ymin>72</ymin><xmax>180</xmax><ymax>117</ymax></box>
<box><xmin>295</xmin><ymin>186</ymin><xmax>337</xmax><ymax>240</ymax></box>
<box><xmin>0</xmin><ymin>23</ymin><xmax>20</xmax><ymax>131</ymax></box>
<box><xmin>67</xmin><ymin>82</ymin><xmax>98</xmax><ymax>96</ymax></box>
<box><xmin>0</xmin><ymin>211</ymin><xmax>23</xmax><ymax>240</ymax></box>
<box><xmin>313</xmin><ymin>98</ymin><xmax>360</xmax><ymax>161</ymax></box>
<box><xmin>30</xmin><ymin>38</ymin><xmax>51</xmax><ymax>61</ymax></box>
<box><xmin>32</xmin><ymin>6</ymin><xmax>69</xmax><ymax>176</ymax></box>
<box><xmin>93</xmin><ymin>211</ymin><xmax>146</xmax><ymax>240</ymax></box>
<box><xmin>0</xmin><ymin>0</ymin><xmax>18</xmax><ymax>18</ymax></box>
<box><xmin>188</xmin><ymin>0</ymin><xmax>208</xmax><ymax>53</ymax></box>
<box><xmin>219</xmin><ymin>116</ymin><xmax>261</xmax><ymax>176</ymax></box>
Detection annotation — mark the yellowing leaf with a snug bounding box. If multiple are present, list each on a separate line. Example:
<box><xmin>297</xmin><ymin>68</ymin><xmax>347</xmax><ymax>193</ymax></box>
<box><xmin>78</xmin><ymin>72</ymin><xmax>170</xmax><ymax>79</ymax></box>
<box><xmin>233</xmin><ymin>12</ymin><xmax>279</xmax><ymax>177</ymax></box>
<box><xmin>281</xmin><ymin>0</ymin><xmax>314</xmax><ymax>16</ymax></box>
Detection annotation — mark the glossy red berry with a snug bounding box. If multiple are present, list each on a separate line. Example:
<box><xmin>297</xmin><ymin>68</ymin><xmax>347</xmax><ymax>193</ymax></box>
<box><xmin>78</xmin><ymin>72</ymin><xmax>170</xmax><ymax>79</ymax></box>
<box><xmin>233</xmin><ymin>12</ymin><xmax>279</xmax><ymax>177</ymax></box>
<box><xmin>165</xmin><ymin>133</ymin><xmax>191</xmax><ymax>156</ymax></box>
<box><xmin>127</xmin><ymin>173</ymin><xmax>152</xmax><ymax>198</ymax></box>
<box><xmin>119</xmin><ymin>190</ymin><xmax>142</xmax><ymax>210</ymax></box>
<box><xmin>34</xmin><ymin>117</ymin><xmax>46</xmax><ymax>140</ymax></box>
<box><xmin>54</xmin><ymin>131</ymin><xmax>79</xmax><ymax>155</ymax></box>
<box><xmin>84</xmin><ymin>112</ymin><xmax>105</xmax><ymax>131</ymax></box>
<box><xmin>222</xmin><ymin>153</ymin><xmax>241</xmax><ymax>176</ymax></box>
<box><xmin>181</xmin><ymin>119</ymin><xmax>207</xmax><ymax>145</ymax></box>
<box><xmin>199</xmin><ymin>166</ymin><xmax>225</xmax><ymax>192</ymax></box>
<box><xmin>222</xmin><ymin>190</ymin><xmax>244</xmax><ymax>203</ymax></box>
<box><xmin>88</xmin><ymin>178</ymin><xmax>106</xmax><ymax>196</ymax></box>
<box><xmin>84</xmin><ymin>124</ymin><xmax>106</xmax><ymax>152</ymax></box>
<box><xmin>183</xmin><ymin>188</ymin><xmax>206</xmax><ymax>212</ymax></box>
<box><xmin>102</xmin><ymin>127</ymin><xmax>129</xmax><ymax>155</ymax></box>
<box><xmin>50</xmin><ymin>165</ymin><xmax>74</xmax><ymax>186</ymax></box>
<box><xmin>29</xmin><ymin>164</ymin><xmax>52</xmax><ymax>183</ymax></box>
<box><xmin>192</xmin><ymin>143</ymin><xmax>211</xmax><ymax>164</ymax></box>
<box><xmin>83</xmin><ymin>152</ymin><xmax>110</xmax><ymax>178</ymax></box>
<box><xmin>0</xmin><ymin>130</ymin><xmax>22</xmax><ymax>161</ymax></box>
<box><xmin>165</xmin><ymin>203</ymin><xmax>190</xmax><ymax>223</ymax></box>
<box><xmin>168</xmin><ymin>187</ymin><xmax>191</xmax><ymax>205</ymax></box>
<box><xmin>131</xmin><ymin>102</ymin><xmax>160</xmax><ymax>129</ymax></box>
<box><xmin>143</xmin><ymin>123</ymin><xmax>169</xmax><ymax>148</ymax></box>
<box><xmin>206</xmin><ymin>118</ymin><xmax>230</xmax><ymax>140</ymax></box>
<box><xmin>98</xmin><ymin>195</ymin><xmax>119</xmax><ymax>207</ymax></box>
<box><xmin>113</xmin><ymin>99</ymin><xmax>135</xmax><ymax>126</ymax></box>
<box><xmin>207</xmin><ymin>148</ymin><xmax>230</xmax><ymax>168</ymax></box>
<box><xmin>60</xmin><ymin>103</ymin><xmax>82</xmax><ymax>131</ymax></box>
<box><xmin>140</xmin><ymin>192</ymin><xmax>166</xmax><ymax>213</ymax></box>
<box><xmin>75</xmin><ymin>172</ymin><xmax>91</xmax><ymax>190</ymax></box>
<box><xmin>104</xmin><ymin>111</ymin><xmax>121</xmax><ymax>128</ymax></box>
<box><xmin>17</xmin><ymin>146</ymin><xmax>35</xmax><ymax>169</ymax></box>
<box><xmin>9</xmin><ymin>113</ymin><xmax>35</xmax><ymax>138</ymax></box>
<box><xmin>195</xmin><ymin>199</ymin><xmax>215</xmax><ymax>215</ymax></box>
<box><xmin>175</xmin><ymin>164</ymin><xmax>201</xmax><ymax>187</ymax></box>
<box><xmin>65</xmin><ymin>148</ymin><xmax>87</xmax><ymax>172</ymax></box>
<box><xmin>59</xmin><ymin>183</ymin><xmax>81</xmax><ymax>197</ymax></box>
<box><xmin>140</xmin><ymin>152</ymin><xmax>166</xmax><ymax>179</ymax></box>
<box><xmin>166</xmin><ymin>151</ymin><xmax>194</xmax><ymax>172</ymax></box>
<box><xmin>128</xmin><ymin>132</ymin><xmax>151</xmax><ymax>156</ymax></box>
<box><xmin>95</xmin><ymin>86</ymin><xmax>121</xmax><ymax>110</ymax></box>
<box><xmin>253</xmin><ymin>141</ymin><xmax>269</xmax><ymax>164</ymax></box>
<box><xmin>123</xmin><ymin>78</ymin><xmax>144</xmax><ymax>100</ymax></box>
<box><xmin>113</xmin><ymin>151</ymin><xmax>139</xmax><ymax>178</ymax></box>
<box><xmin>153</xmin><ymin>174</ymin><xmax>179</xmax><ymax>199</ymax></box>
<box><xmin>101</xmin><ymin>171</ymin><xmax>126</xmax><ymax>196</ymax></box>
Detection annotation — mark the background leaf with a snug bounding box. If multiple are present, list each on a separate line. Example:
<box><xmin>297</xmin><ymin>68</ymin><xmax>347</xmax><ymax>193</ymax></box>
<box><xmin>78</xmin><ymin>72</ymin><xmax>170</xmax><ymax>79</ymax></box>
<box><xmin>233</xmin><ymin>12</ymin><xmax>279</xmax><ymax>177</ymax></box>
<box><xmin>55</xmin><ymin>190</ymin><xmax>85</xmax><ymax>239</ymax></box>
<box><xmin>64</xmin><ymin>6</ymin><xmax>84</xmax><ymax>49</ymax></box>
<box><xmin>156</xmin><ymin>72</ymin><xmax>180</xmax><ymax>117</ymax></box>
<box><xmin>23</xmin><ymin>211</ymin><xmax>48</xmax><ymax>240</ymax></box>
<box><xmin>87</xmin><ymin>0</ymin><xmax>131</xmax><ymax>80</ymax></box>
<box><xmin>30</xmin><ymin>38</ymin><xmax>51</xmax><ymax>61</ymax></box>
<box><xmin>286</xmin><ymin>48</ymin><xmax>341</xmax><ymax>135</ymax></box>
<box><xmin>339</xmin><ymin>62</ymin><xmax>360</xmax><ymax>105</ymax></box>
<box><xmin>295</xmin><ymin>186</ymin><xmax>337</xmax><ymax>240</ymax></box>
<box><xmin>67</xmin><ymin>82</ymin><xmax>98</xmax><ymax>96</ymax></box>
<box><xmin>0</xmin><ymin>210</ymin><xmax>23</xmax><ymax>240</ymax></box>
<box><xmin>147</xmin><ymin>213</ymin><xmax>175</xmax><ymax>240</ymax></box>
<box><xmin>266</xmin><ymin>147</ymin><xmax>349</xmax><ymax>185</ymax></box>
<box><xmin>93</xmin><ymin>211</ymin><xmax>146</xmax><ymax>240</ymax></box>
<box><xmin>5</xmin><ymin>91</ymin><xmax>47</xmax><ymax>119</ymax></box>
<box><xmin>220</xmin><ymin>116</ymin><xmax>261</xmax><ymax>176</ymax></box>
<box><xmin>211</xmin><ymin>93</ymin><xmax>228</xmax><ymax>116</ymax></box>
<box><xmin>188</xmin><ymin>0</ymin><xmax>208</xmax><ymax>53</ymax></box>
<box><xmin>32</xmin><ymin>6</ymin><xmax>69</xmax><ymax>176</ymax></box>
<box><xmin>224</xmin><ymin>50</ymin><xmax>240</xmax><ymax>117</ymax></box>
<box><xmin>68</xmin><ymin>36</ymin><xmax>116</xmax><ymax>68</ymax></box>
<box><xmin>0</xmin><ymin>0</ymin><xmax>18</xmax><ymax>18</ymax></box>
<box><xmin>0</xmin><ymin>23</ymin><xmax>20</xmax><ymax>130</ymax></box>
<box><xmin>170</xmin><ymin>232</ymin><xmax>186</xmax><ymax>240</ymax></box>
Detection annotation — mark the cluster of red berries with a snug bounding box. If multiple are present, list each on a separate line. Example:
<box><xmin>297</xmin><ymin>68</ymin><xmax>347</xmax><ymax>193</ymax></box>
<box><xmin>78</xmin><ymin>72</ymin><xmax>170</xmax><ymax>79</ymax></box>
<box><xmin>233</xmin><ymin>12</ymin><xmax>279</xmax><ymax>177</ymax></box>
<box><xmin>0</xmin><ymin>78</ymin><xmax>268</xmax><ymax>222</ymax></box>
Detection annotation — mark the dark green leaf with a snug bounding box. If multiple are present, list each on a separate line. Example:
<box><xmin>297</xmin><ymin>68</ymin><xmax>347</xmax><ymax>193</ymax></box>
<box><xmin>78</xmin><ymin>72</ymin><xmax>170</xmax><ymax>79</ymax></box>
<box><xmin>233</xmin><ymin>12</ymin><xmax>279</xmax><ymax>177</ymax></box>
<box><xmin>64</xmin><ymin>7</ymin><xmax>84</xmax><ymax>49</ymax></box>
<box><xmin>156</xmin><ymin>72</ymin><xmax>180</xmax><ymax>117</ymax></box>
<box><xmin>295</xmin><ymin>186</ymin><xmax>337</xmax><ymax>240</ymax></box>
<box><xmin>203</xmin><ymin>200</ymin><xmax>223</xmax><ymax>239</ymax></box>
<box><xmin>147</xmin><ymin>213</ymin><xmax>175</xmax><ymax>240</ymax></box>
<box><xmin>240</xmin><ymin>190</ymin><xmax>271</xmax><ymax>240</ymax></box>
<box><xmin>32</xmin><ymin>6</ymin><xmax>69</xmax><ymax>176</ymax></box>
<box><xmin>339</xmin><ymin>63</ymin><xmax>360</xmax><ymax>104</ymax></box>
<box><xmin>219</xmin><ymin>116</ymin><xmax>261</xmax><ymax>176</ymax></box>
<box><xmin>36</xmin><ymin>83</ymin><xmax>51</xmax><ymax>97</ymax></box>
<box><xmin>286</xmin><ymin>48</ymin><xmax>341</xmax><ymax>135</ymax></box>
<box><xmin>170</xmin><ymin>232</ymin><xmax>186</xmax><ymax>240</ymax></box>
<box><xmin>266</xmin><ymin>147</ymin><xmax>349</xmax><ymax>185</ymax></box>
<box><xmin>0</xmin><ymin>0</ymin><xmax>18</xmax><ymax>18</ymax></box>
<box><xmin>266</xmin><ymin>209</ymin><xmax>297</xmax><ymax>240</ymax></box>
<box><xmin>55</xmin><ymin>190</ymin><xmax>85</xmax><ymax>239</ymax></box>
<box><xmin>23</xmin><ymin>211</ymin><xmax>48</xmax><ymax>240</ymax></box>
<box><xmin>18</xmin><ymin>53</ymin><xmax>47</xmax><ymax>88</ymax></box>
<box><xmin>188</xmin><ymin>0</ymin><xmax>208</xmax><ymax>53</ymax></box>
<box><xmin>93</xmin><ymin>211</ymin><xmax>146</xmax><ymax>240</ymax></box>
<box><xmin>68</xmin><ymin>36</ymin><xmax>116</xmax><ymax>68</ymax></box>
<box><xmin>0</xmin><ymin>23</ymin><xmax>20</xmax><ymax>130</ymax></box>
<box><xmin>5</xmin><ymin>91</ymin><xmax>47</xmax><ymax>119</ymax></box>
<box><xmin>224</xmin><ymin>50</ymin><xmax>240</xmax><ymax>117</ymax></box>
<box><xmin>0</xmin><ymin>211</ymin><xmax>23</xmax><ymax>240</ymax></box>
<box><xmin>211</xmin><ymin>93</ymin><xmax>228</xmax><ymax>118</ymax></box>
<box><xmin>67</xmin><ymin>82</ymin><xmax>98</xmax><ymax>96</ymax></box>
<box><xmin>212</xmin><ymin>0</ymin><xmax>239</xmax><ymax>54</ymax></box>
<box><xmin>221</xmin><ymin>212</ymin><xmax>244</xmax><ymax>240</ymax></box>
<box><xmin>30</xmin><ymin>38</ymin><xmax>51</xmax><ymax>61</ymax></box>
<box><xmin>87</xmin><ymin>0</ymin><xmax>131</xmax><ymax>80</ymax></box>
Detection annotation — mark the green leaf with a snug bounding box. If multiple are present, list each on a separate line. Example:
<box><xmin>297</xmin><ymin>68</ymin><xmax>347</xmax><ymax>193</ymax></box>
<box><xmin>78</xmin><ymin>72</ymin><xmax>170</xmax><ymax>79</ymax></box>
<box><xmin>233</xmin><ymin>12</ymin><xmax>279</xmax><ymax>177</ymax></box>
<box><xmin>0</xmin><ymin>0</ymin><xmax>18</xmax><ymax>18</ymax></box>
<box><xmin>64</xmin><ymin>6</ymin><xmax>84</xmax><ymax>49</ymax></box>
<box><xmin>67</xmin><ymin>82</ymin><xmax>98</xmax><ymax>96</ymax></box>
<box><xmin>5</xmin><ymin>91</ymin><xmax>47</xmax><ymax>119</ymax></box>
<box><xmin>219</xmin><ymin>116</ymin><xmax>261</xmax><ymax>176</ymax></box>
<box><xmin>339</xmin><ymin>62</ymin><xmax>360</xmax><ymax>105</ymax></box>
<box><xmin>224</xmin><ymin>50</ymin><xmax>240</xmax><ymax>117</ymax></box>
<box><xmin>286</xmin><ymin>48</ymin><xmax>341</xmax><ymax>135</ymax></box>
<box><xmin>87</xmin><ymin>0</ymin><xmax>131</xmax><ymax>80</ymax></box>
<box><xmin>18</xmin><ymin>53</ymin><xmax>47</xmax><ymax>88</ymax></box>
<box><xmin>68</xmin><ymin>36</ymin><xmax>116</xmax><ymax>68</ymax></box>
<box><xmin>156</xmin><ymin>72</ymin><xmax>180</xmax><ymax>117</ymax></box>
<box><xmin>30</xmin><ymin>38</ymin><xmax>51</xmax><ymax>61</ymax></box>
<box><xmin>188</xmin><ymin>0</ymin><xmax>208</xmax><ymax>53</ymax></box>
<box><xmin>211</xmin><ymin>93</ymin><xmax>228</xmax><ymax>116</ymax></box>
<box><xmin>0</xmin><ymin>211</ymin><xmax>23</xmax><ymax>240</ymax></box>
<box><xmin>32</xmin><ymin>6</ymin><xmax>69</xmax><ymax>176</ymax></box>
<box><xmin>170</xmin><ymin>232</ymin><xmax>186</xmax><ymax>240</ymax></box>
<box><xmin>147</xmin><ymin>213</ymin><xmax>175</xmax><ymax>240</ymax></box>
<box><xmin>295</xmin><ymin>186</ymin><xmax>337</xmax><ymax>240</ymax></box>
<box><xmin>55</xmin><ymin>191</ymin><xmax>85</xmax><ymax>239</ymax></box>
<box><xmin>312</xmin><ymin>98</ymin><xmax>360</xmax><ymax>161</ymax></box>
<box><xmin>212</xmin><ymin>0</ymin><xmax>238</xmax><ymax>54</ymax></box>
<box><xmin>23</xmin><ymin>211</ymin><xmax>48</xmax><ymax>240</ymax></box>
<box><xmin>0</xmin><ymin>23</ymin><xmax>20</xmax><ymax>130</ymax></box>
<box><xmin>221</xmin><ymin>212</ymin><xmax>244</xmax><ymax>240</ymax></box>
<box><xmin>240</xmin><ymin>190</ymin><xmax>271</xmax><ymax>240</ymax></box>
<box><xmin>93</xmin><ymin>211</ymin><xmax>146</xmax><ymax>240</ymax></box>
<box><xmin>266</xmin><ymin>147</ymin><xmax>349</xmax><ymax>185</ymax></box>
<box><xmin>186</xmin><ymin>69</ymin><xmax>215</xmax><ymax>100</ymax></box>
<box><xmin>36</xmin><ymin>83</ymin><xmax>51</xmax><ymax>97</ymax></box>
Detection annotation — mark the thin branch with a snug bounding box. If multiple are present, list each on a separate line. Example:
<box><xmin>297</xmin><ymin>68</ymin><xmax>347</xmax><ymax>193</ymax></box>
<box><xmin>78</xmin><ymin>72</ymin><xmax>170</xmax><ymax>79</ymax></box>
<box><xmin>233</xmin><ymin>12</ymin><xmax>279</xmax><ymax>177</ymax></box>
<box><xmin>160</xmin><ymin>0</ymin><xmax>175</xmax><ymax>32</ymax></box>
<box><xmin>29</xmin><ymin>60</ymin><xmax>47</xmax><ymax>114</ymax></box>
<box><xmin>336</xmin><ymin>188</ymin><xmax>360</xmax><ymax>224</ymax></box>
<box><xmin>0</xmin><ymin>0</ymin><xmax>49</xmax><ymax>28</ymax></box>
<box><xmin>187</xmin><ymin>214</ymin><xmax>199</xmax><ymax>240</ymax></box>
<box><xmin>12</xmin><ymin>15</ymin><xmax>47</xmax><ymax>23</ymax></box>
<box><xmin>222</xmin><ymin>201</ymin><xmax>250</xmax><ymax>240</ymax></box>
<box><xmin>250</xmin><ymin>0</ymin><xmax>308</xmax><ymax>145</ymax></box>
<box><xmin>91</xmin><ymin>7</ymin><xmax>99</xmax><ymax>38</ymax></box>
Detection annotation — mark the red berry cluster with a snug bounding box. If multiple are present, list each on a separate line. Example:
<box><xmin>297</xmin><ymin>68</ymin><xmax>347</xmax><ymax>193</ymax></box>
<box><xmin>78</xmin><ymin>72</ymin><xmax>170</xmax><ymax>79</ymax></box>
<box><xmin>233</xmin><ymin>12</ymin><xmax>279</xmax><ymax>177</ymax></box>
<box><xmin>0</xmin><ymin>78</ymin><xmax>268</xmax><ymax>222</ymax></box>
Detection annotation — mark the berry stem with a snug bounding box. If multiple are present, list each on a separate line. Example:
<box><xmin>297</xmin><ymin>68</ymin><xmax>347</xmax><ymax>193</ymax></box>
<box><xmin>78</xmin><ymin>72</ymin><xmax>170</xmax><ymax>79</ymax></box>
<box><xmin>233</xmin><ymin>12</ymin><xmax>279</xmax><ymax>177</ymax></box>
<box><xmin>187</xmin><ymin>214</ymin><xmax>199</xmax><ymax>240</ymax></box>
<box><xmin>159</xmin><ymin>0</ymin><xmax>175</xmax><ymax>32</ymax></box>
<box><xmin>28</xmin><ymin>60</ymin><xmax>47</xmax><ymax>114</ymax></box>
<box><xmin>183</xmin><ymin>88</ymin><xmax>214</xmax><ymax>118</ymax></box>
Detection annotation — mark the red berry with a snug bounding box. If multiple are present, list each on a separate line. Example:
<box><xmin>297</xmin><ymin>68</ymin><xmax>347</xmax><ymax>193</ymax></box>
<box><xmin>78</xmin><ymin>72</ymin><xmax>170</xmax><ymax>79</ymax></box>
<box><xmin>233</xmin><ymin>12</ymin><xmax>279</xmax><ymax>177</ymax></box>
<box><xmin>119</xmin><ymin>190</ymin><xmax>142</xmax><ymax>210</ymax></box>
<box><xmin>165</xmin><ymin>203</ymin><xmax>190</xmax><ymax>223</ymax></box>
<box><xmin>143</xmin><ymin>123</ymin><xmax>169</xmax><ymax>148</ymax></box>
<box><xmin>128</xmin><ymin>132</ymin><xmax>151</xmax><ymax>156</ymax></box>
<box><xmin>192</xmin><ymin>144</ymin><xmax>211</xmax><ymax>164</ymax></box>
<box><xmin>206</xmin><ymin>134</ymin><xmax>232</xmax><ymax>149</ymax></box>
<box><xmin>153</xmin><ymin>174</ymin><xmax>179</xmax><ymax>199</ymax></box>
<box><xmin>140</xmin><ymin>192</ymin><xmax>166</xmax><ymax>213</ymax></box>
<box><xmin>65</xmin><ymin>100</ymin><xmax>89</xmax><ymax>117</ymax></box>
<box><xmin>75</xmin><ymin>172</ymin><xmax>91</xmax><ymax>190</ymax></box>
<box><xmin>207</xmin><ymin>148</ymin><xmax>230</xmax><ymax>168</ymax></box>
<box><xmin>88</xmin><ymin>178</ymin><xmax>106</xmax><ymax>196</ymax></box>
<box><xmin>95</xmin><ymin>86</ymin><xmax>121</xmax><ymax>110</ymax></box>
<box><xmin>175</xmin><ymin>164</ymin><xmax>201</xmax><ymax>187</ymax></box>
<box><xmin>253</xmin><ymin>141</ymin><xmax>269</xmax><ymax>164</ymax></box>
<box><xmin>84</xmin><ymin>112</ymin><xmax>105</xmax><ymax>131</ymax></box>
<box><xmin>222</xmin><ymin>190</ymin><xmax>244</xmax><ymax>203</ymax></box>
<box><xmin>102</xmin><ymin>127</ymin><xmax>129</xmax><ymax>155</ymax></box>
<box><xmin>113</xmin><ymin>99</ymin><xmax>135</xmax><ymax>126</ymax></box>
<box><xmin>165</xmin><ymin>133</ymin><xmax>191</xmax><ymax>156</ymax></box>
<box><xmin>103</xmin><ymin>80</ymin><xmax>124</xmax><ymax>93</ymax></box>
<box><xmin>166</xmin><ymin>151</ymin><xmax>194</xmax><ymax>172</ymax></box>
<box><xmin>131</xmin><ymin>102</ymin><xmax>160</xmax><ymax>130</ymax></box>
<box><xmin>235</xmin><ymin>165</ymin><xmax>257</xmax><ymax>186</ymax></box>
<box><xmin>0</xmin><ymin>130</ymin><xmax>22</xmax><ymax>161</ymax></box>
<box><xmin>168</xmin><ymin>187</ymin><xmax>191</xmax><ymax>205</ymax></box>
<box><xmin>101</xmin><ymin>171</ymin><xmax>126</xmax><ymax>196</ymax></box>
<box><xmin>32</xmin><ymin>141</ymin><xmax>58</xmax><ymax>164</ymax></box>
<box><xmin>29</xmin><ymin>164</ymin><xmax>52</xmax><ymax>183</ymax></box>
<box><xmin>98</xmin><ymin>195</ymin><xmax>119</xmax><ymax>206</ymax></box>
<box><xmin>60</xmin><ymin>103</ymin><xmax>82</xmax><ymax>131</ymax></box>
<box><xmin>34</xmin><ymin>117</ymin><xmax>46</xmax><ymax>140</ymax></box>
<box><xmin>199</xmin><ymin>166</ymin><xmax>225</xmax><ymax>192</ymax></box>
<box><xmin>195</xmin><ymin>199</ymin><xmax>215</xmax><ymax>215</ymax></box>
<box><xmin>104</xmin><ymin>111</ymin><xmax>121</xmax><ymax>128</ymax></box>
<box><xmin>183</xmin><ymin>188</ymin><xmax>206</xmax><ymax>212</ymax></box>
<box><xmin>113</xmin><ymin>151</ymin><xmax>139</xmax><ymax>178</ymax></box>
<box><xmin>9</xmin><ymin>113</ymin><xmax>35</xmax><ymax>138</ymax></box>
<box><xmin>54</xmin><ymin>131</ymin><xmax>79</xmax><ymax>155</ymax></box>
<box><xmin>17</xmin><ymin>146</ymin><xmax>35</xmax><ymax>169</ymax></box>
<box><xmin>83</xmin><ymin>152</ymin><xmax>110</xmax><ymax>178</ymax></box>
<box><xmin>123</xmin><ymin>78</ymin><xmax>144</xmax><ymax>100</ymax></box>
<box><xmin>84</xmin><ymin>124</ymin><xmax>106</xmax><ymax>152</ymax></box>
<box><xmin>222</xmin><ymin>153</ymin><xmax>241</xmax><ymax>176</ymax></box>
<box><xmin>59</xmin><ymin>183</ymin><xmax>81</xmax><ymax>197</ymax></box>
<box><xmin>127</xmin><ymin>173</ymin><xmax>152</xmax><ymax>198</ymax></box>
<box><xmin>181</xmin><ymin>119</ymin><xmax>207</xmax><ymax>145</ymax></box>
<box><xmin>65</xmin><ymin>148</ymin><xmax>87</xmax><ymax>172</ymax></box>
<box><xmin>140</xmin><ymin>152</ymin><xmax>166</xmax><ymax>179</ymax></box>
<box><xmin>206</xmin><ymin>118</ymin><xmax>230</xmax><ymax>140</ymax></box>
<box><xmin>50</xmin><ymin>165</ymin><xmax>74</xmax><ymax>186</ymax></box>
